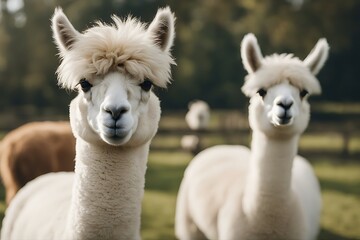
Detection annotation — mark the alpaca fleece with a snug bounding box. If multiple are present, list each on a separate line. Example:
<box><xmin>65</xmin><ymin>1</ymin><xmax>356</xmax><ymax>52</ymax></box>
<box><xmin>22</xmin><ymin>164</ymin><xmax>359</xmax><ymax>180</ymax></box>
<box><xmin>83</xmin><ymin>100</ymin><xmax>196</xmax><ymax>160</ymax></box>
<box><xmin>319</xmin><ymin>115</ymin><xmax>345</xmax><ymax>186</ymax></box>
<box><xmin>175</xmin><ymin>33</ymin><xmax>329</xmax><ymax>240</ymax></box>
<box><xmin>1</xmin><ymin>7</ymin><xmax>175</xmax><ymax>240</ymax></box>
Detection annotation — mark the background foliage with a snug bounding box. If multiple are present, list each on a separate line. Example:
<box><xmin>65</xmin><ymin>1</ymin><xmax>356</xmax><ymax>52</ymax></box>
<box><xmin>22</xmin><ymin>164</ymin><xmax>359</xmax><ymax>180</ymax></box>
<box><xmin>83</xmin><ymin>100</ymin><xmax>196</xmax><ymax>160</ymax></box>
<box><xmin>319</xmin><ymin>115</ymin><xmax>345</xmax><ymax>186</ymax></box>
<box><xmin>0</xmin><ymin>0</ymin><xmax>359</xmax><ymax>116</ymax></box>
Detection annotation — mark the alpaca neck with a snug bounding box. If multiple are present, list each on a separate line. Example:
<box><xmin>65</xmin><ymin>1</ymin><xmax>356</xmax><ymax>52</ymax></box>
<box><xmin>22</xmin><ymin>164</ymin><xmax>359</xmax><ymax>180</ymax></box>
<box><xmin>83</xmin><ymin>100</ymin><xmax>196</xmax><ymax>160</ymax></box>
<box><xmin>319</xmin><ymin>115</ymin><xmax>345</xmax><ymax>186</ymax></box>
<box><xmin>243</xmin><ymin>130</ymin><xmax>299</xmax><ymax>218</ymax></box>
<box><xmin>67</xmin><ymin>138</ymin><xmax>149</xmax><ymax>239</ymax></box>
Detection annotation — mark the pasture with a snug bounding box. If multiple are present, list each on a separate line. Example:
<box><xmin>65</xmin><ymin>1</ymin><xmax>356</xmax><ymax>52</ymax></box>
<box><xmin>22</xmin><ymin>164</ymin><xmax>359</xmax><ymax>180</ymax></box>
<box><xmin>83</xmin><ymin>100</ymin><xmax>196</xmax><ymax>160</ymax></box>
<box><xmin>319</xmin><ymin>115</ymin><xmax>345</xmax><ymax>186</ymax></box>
<box><xmin>0</xmin><ymin>108</ymin><xmax>359</xmax><ymax>240</ymax></box>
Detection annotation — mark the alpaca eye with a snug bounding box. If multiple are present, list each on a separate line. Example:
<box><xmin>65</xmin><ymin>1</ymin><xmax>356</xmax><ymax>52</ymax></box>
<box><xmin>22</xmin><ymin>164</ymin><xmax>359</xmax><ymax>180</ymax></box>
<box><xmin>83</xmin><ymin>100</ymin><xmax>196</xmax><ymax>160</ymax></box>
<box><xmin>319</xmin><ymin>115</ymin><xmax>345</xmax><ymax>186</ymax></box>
<box><xmin>79</xmin><ymin>79</ymin><xmax>92</xmax><ymax>92</ymax></box>
<box><xmin>139</xmin><ymin>79</ymin><xmax>153</xmax><ymax>92</ymax></box>
<box><xmin>257</xmin><ymin>88</ymin><xmax>267</xmax><ymax>98</ymax></box>
<box><xmin>300</xmin><ymin>89</ymin><xmax>309</xmax><ymax>99</ymax></box>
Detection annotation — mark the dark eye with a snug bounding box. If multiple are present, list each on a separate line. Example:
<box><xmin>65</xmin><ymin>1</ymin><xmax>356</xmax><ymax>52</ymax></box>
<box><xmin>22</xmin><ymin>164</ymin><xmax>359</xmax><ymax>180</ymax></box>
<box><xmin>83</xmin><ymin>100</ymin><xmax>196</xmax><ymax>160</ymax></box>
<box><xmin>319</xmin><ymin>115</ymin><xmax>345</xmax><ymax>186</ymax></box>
<box><xmin>257</xmin><ymin>88</ymin><xmax>267</xmax><ymax>98</ymax></box>
<box><xmin>139</xmin><ymin>79</ymin><xmax>153</xmax><ymax>92</ymax></box>
<box><xmin>79</xmin><ymin>79</ymin><xmax>92</xmax><ymax>92</ymax></box>
<box><xmin>300</xmin><ymin>89</ymin><xmax>309</xmax><ymax>99</ymax></box>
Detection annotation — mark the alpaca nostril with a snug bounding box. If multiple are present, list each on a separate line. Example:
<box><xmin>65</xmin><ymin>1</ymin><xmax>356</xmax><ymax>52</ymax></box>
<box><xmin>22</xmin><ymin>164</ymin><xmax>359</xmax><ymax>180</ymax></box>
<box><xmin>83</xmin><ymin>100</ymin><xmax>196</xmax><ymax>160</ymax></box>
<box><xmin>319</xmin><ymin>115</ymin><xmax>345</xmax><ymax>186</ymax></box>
<box><xmin>104</xmin><ymin>106</ymin><xmax>129</xmax><ymax>121</ymax></box>
<box><xmin>277</xmin><ymin>101</ymin><xmax>293</xmax><ymax>110</ymax></box>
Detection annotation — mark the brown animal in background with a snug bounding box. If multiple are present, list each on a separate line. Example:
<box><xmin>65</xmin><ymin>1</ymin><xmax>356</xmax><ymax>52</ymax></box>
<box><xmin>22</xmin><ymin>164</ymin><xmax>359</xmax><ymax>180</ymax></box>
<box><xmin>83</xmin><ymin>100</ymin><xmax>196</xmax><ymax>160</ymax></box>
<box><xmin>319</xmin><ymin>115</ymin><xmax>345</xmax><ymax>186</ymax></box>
<box><xmin>0</xmin><ymin>121</ymin><xmax>75</xmax><ymax>205</ymax></box>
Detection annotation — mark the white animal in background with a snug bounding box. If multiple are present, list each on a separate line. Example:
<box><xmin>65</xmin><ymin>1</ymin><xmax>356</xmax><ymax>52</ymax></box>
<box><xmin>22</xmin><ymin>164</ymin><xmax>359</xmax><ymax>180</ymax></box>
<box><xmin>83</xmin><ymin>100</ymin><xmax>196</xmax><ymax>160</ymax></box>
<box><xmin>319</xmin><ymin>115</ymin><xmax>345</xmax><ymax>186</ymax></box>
<box><xmin>185</xmin><ymin>100</ymin><xmax>210</xmax><ymax>130</ymax></box>
<box><xmin>175</xmin><ymin>33</ymin><xmax>329</xmax><ymax>240</ymax></box>
<box><xmin>0</xmin><ymin>121</ymin><xmax>75</xmax><ymax>205</ymax></box>
<box><xmin>180</xmin><ymin>134</ymin><xmax>200</xmax><ymax>155</ymax></box>
<box><xmin>1</xmin><ymin>6</ymin><xmax>175</xmax><ymax>240</ymax></box>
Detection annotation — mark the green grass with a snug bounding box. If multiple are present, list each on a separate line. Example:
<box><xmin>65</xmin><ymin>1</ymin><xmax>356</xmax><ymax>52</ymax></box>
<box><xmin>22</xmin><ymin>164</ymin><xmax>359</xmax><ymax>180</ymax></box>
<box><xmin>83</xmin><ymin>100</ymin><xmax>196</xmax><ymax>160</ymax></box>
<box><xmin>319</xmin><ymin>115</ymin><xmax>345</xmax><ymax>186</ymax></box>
<box><xmin>142</xmin><ymin>151</ymin><xmax>191</xmax><ymax>240</ymax></box>
<box><xmin>315</xmin><ymin>161</ymin><xmax>360</xmax><ymax>240</ymax></box>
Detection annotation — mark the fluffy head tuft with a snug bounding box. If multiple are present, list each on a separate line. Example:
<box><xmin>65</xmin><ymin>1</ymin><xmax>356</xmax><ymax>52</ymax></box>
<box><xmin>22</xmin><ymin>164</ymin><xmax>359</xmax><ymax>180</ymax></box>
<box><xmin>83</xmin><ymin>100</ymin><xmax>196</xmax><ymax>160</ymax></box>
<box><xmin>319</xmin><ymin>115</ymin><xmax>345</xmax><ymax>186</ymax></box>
<box><xmin>241</xmin><ymin>34</ymin><xmax>329</xmax><ymax>97</ymax></box>
<box><xmin>52</xmin><ymin>7</ymin><xmax>175</xmax><ymax>90</ymax></box>
<box><xmin>242</xmin><ymin>54</ymin><xmax>322</xmax><ymax>96</ymax></box>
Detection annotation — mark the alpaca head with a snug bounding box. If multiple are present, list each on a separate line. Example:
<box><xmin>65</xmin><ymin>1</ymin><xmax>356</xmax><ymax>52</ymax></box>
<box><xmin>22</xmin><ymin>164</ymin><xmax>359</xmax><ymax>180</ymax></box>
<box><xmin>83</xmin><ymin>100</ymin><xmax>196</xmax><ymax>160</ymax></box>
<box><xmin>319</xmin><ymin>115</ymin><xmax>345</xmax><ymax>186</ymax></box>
<box><xmin>241</xmin><ymin>33</ymin><xmax>329</xmax><ymax>137</ymax></box>
<box><xmin>185</xmin><ymin>100</ymin><xmax>210</xmax><ymax>130</ymax></box>
<box><xmin>52</xmin><ymin>7</ymin><xmax>175</xmax><ymax>146</ymax></box>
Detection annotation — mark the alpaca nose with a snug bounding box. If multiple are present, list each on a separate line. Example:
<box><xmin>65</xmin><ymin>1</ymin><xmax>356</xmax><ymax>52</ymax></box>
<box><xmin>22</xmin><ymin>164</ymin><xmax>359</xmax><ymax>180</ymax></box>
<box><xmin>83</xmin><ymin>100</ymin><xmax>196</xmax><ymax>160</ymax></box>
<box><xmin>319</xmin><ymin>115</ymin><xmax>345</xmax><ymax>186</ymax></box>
<box><xmin>104</xmin><ymin>106</ymin><xmax>129</xmax><ymax>121</ymax></box>
<box><xmin>276</xmin><ymin>98</ymin><xmax>293</xmax><ymax>110</ymax></box>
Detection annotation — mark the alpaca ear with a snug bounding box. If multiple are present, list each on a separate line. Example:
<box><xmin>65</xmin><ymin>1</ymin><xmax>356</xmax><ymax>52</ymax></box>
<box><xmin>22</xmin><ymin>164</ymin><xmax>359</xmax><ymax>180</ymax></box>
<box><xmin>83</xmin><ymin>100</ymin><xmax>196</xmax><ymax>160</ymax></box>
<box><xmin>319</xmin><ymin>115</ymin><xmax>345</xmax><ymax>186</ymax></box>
<box><xmin>241</xmin><ymin>33</ymin><xmax>263</xmax><ymax>73</ymax></box>
<box><xmin>303</xmin><ymin>38</ymin><xmax>329</xmax><ymax>75</ymax></box>
<box><xmin>147</xmin><ymin>6</ymin><xmax>175</xmax><ymax>52</ymax></box>
<box><xmin>52</xmin><ymin>7</ymin><xmax>81</xmax><ymax>53</ymax></box>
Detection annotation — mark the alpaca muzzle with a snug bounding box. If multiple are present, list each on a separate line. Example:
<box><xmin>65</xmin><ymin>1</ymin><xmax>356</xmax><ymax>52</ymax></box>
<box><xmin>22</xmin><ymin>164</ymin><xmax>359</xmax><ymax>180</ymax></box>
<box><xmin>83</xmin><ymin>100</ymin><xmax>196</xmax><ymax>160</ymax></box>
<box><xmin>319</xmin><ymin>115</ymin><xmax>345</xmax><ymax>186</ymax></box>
<box><xmin>271</xmin><ymin>97</ymin><xmax>294</xmax><ymax>126</ymax></box>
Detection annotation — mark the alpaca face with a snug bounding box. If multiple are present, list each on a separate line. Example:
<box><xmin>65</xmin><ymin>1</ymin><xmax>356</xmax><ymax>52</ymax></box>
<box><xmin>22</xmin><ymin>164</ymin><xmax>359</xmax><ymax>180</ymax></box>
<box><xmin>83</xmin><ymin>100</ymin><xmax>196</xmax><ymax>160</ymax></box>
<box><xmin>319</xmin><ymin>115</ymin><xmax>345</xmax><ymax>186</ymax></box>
<box><xmin>80</xmin><ymin>72</ymin><xmax>151</xmax><ymax>145</ymax></box>
<box><xmin>241</xmin><ymin>33</ymin><xmax>329</xmax><ymax>137</ymax></box>
<box><xmin>52</xmin><ymin>7</ymin><xmax>175</xmax><ymax>146</ymax></box>
<box><xmin>248</xmin><ymin>81</ymin><xmax>310</xmax><ymax>137</ymax></box>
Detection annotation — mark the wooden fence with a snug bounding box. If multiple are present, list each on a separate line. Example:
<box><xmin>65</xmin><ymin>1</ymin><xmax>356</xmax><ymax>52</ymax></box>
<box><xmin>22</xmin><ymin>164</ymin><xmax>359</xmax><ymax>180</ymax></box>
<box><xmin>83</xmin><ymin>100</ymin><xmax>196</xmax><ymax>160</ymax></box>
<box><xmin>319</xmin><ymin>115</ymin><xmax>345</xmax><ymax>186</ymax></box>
<box><xmin>0</xmin><ymin>110</ymin><xmax>359</xmax><ymax>159</ymax></box>
<box><xmin>153</xmin><ymin>117</ymin><xmax>360</xmax><ymax>159</ymax></box>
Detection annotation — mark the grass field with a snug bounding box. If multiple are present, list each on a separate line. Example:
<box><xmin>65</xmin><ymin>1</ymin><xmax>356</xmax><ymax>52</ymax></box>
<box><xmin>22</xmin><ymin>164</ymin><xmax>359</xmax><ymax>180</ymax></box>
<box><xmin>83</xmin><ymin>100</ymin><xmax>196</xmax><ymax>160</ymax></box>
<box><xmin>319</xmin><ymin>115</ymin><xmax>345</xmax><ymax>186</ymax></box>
<box><xmin>0</xmin><ymin>108</ymin><xmax>359</xmax><ymax>239</ymax></box>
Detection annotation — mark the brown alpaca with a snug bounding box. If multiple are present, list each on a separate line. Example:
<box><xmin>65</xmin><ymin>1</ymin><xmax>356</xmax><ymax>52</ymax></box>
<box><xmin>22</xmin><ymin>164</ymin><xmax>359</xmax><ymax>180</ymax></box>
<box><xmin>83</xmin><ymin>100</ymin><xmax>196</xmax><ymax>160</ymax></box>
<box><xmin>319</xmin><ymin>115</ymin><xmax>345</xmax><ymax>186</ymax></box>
<box><xmin>0</xmin><ymin>121</ymin><xmax>75</xmax><ymax>205</ymax></box>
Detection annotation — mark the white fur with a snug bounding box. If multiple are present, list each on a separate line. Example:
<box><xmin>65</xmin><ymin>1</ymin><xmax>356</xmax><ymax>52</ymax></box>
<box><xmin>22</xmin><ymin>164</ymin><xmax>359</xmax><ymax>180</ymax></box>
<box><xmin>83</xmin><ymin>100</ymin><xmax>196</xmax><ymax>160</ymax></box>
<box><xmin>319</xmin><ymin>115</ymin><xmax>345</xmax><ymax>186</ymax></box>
<box><xmin>175</xmin><ymin>33</ymin><xmax>329</xmax><ymax>240</ymax></box>
<box><xmin>185</xmin><ymin>100</ymin><xmax>210</xmax><ymax>130</ymax></box>
<box><xmin>1</xmin><ymin>7</ymin><xmax>175</xmax><ymax>240</ymax></box>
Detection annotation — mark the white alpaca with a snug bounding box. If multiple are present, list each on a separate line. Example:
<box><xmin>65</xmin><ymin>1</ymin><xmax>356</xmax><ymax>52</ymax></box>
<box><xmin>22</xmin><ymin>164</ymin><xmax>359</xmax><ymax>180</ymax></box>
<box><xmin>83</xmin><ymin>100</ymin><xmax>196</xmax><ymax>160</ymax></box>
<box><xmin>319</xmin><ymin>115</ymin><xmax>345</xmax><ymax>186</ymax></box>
<box><xmin>175</xmin><ymin>33</ymin><xmax>329</xmax><ymax>240</ymax></box>
<box><xmin>1</xmin><ymin>7</ymin><xmax>175</xmax><ymax>240</ymax></box>
<box><xmin>181</xmin><ymin>100</ymin><xmax>210</xmax><ymax>154</ymax></box>
<box><xmin>185</xmin><ymin>100</ymin><xmax>210</xmax><ymax>130</ymax></box>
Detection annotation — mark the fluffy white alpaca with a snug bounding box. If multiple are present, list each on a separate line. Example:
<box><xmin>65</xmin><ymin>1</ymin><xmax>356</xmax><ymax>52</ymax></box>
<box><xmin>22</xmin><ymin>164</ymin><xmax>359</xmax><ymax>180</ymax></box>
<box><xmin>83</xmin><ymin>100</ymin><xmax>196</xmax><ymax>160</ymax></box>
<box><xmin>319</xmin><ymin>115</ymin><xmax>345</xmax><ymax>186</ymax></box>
<box><xmin>185</xmin><ymin>100</ymin><xmax>210</xmax><ymax>130</ymax></box>
<box><xmin>181</xmin><ymin>100</ymin><xmax>210</xmax><ymax>154</ymax></box>
<box><xmin>1</xmin><ymin>7</ymin><xmax>175</xmax><ymax>240</ymax></box>
<box><xmin>175</xmin><ymin>33</ymin><xmax>329</xmax><ymax>240</ymax></box>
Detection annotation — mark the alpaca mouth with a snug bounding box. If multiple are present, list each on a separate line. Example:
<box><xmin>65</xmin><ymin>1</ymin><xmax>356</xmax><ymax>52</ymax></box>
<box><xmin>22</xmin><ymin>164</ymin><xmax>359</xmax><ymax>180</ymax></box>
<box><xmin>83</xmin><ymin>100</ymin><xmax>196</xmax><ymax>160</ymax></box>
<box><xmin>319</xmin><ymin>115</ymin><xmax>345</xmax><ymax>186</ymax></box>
<box><xmin>272</xmin><ymin>115</ymin><xmax>293</xmax><ymax>126</ymax></box>
<box><xmin>100</xmin><ymin>127</ymin><xmax>132</xmax><ymax>146</ymax></box>
<box><xmin>100</xmin><ymin>118</ymin><xmax>134</xmax><ymax>145</ymax></box>
<box><xmin>271</xmin><ymin>107</ymin><xmax>293</xmax><ymax>126</ymax></box>
<box><xmin>278</xmin><ymin>116</ymin><xmax>292</xmax><ymax>125</ymax></box>
<box><xmin>101</xmin><ymin>124</ymin><xmax>131</xmax><ymax>140</ymax></box>
<box><xmin>105</xmin><ymin>127</ymin><xmax>130</xmax><ymax>138</ymax></box>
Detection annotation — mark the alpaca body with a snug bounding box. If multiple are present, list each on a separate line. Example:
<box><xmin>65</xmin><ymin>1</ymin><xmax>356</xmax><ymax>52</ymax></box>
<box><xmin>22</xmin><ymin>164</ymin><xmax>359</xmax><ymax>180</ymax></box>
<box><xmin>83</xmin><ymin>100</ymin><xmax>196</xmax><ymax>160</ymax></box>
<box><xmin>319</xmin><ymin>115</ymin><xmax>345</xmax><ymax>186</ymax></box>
<box><xmin>0</xmin><ymin>121</ymin><xmax>75</xmax><ymax>204</ymax></box>
<box><xmin>182</xmin><ymin>100</ymin><xmax>210</xmax><ymax>154</ymax></box>
<box><xmin>176</xmin><ymin>142</ymin><xmax>320</xmax><ymax>240</ymax></box>
<box><xmin>2</xmin><ymin>141</ymin><xmax>148</xmax><ymax>239</ymax></box>
<box><xmin>1</xmin><ymin>7</ymin><xmax>175</xmax><ymax>239</ymax></box>
<box><xmin>175</xmin><ymin>33</ymin><xmax>328</xmax><ymax>240</ymax></box>
<box><xmin>1</xmin><ymin>94</ymin><xmax>156</xmax><ymax>240</ymax></box>
<box><xmin>1</xmin><ymin>172</ymin><xmax>73</xmax><ymax>239</ymax></box>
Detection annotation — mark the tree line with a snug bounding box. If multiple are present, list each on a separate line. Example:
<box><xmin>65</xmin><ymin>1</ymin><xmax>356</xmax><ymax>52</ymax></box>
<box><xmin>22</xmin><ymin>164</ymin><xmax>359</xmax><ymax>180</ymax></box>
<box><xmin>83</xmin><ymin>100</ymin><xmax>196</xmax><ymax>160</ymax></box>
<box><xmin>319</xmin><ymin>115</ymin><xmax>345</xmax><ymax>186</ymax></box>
<box><xmin>0</xmin><ymin>0</ymin><xmax>359</xmax><ymax>116</ymax></box>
